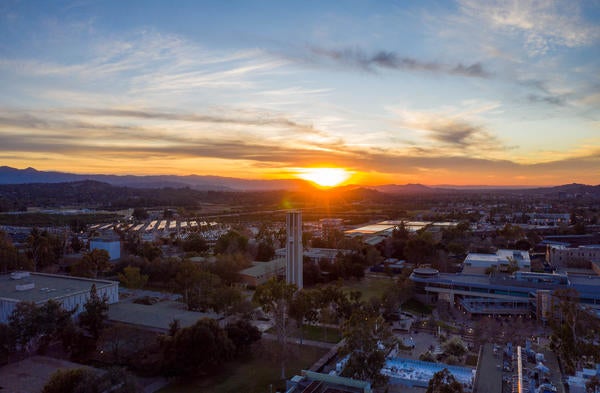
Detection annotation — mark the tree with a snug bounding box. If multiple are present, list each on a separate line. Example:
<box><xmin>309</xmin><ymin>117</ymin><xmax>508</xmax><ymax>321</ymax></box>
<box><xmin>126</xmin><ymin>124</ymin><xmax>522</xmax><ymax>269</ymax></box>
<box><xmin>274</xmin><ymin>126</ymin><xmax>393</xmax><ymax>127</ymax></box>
<box><xmin>172</xmin><ymin>260</ymin><xmax>203</xmax><ymax>308</ymax></box>
<box><xmin>42</xmin><ymin>368</ymin><xmax>94</xmax><ymax>393</ymax></box>
<box><xmin>27</xmin><ymin>228</ymin><xmax>62</xmax><ymax>271</ymax></box>
<box><xmin>586</xmin><ymin>376</ymin><xmax>600</xmax><ymax>393</ymax></box>
<box><xmin>443</xmin><ymin>337</ymin><xmax>467</xmax><ymax>358</ymax></box>
<box><xmin>117</xmin><ymin>266</ymin><xmax>148</xmax><ymax>289</ymax></box>
<box><xmin>72</xmin><ymin>249</ymin><xmax>110</xmax><ymax>278</ymax></box>
<box><xmin>70</xmin><ymin>236</ymin><xmax>83</xmax><ymax>253</ymax></box>
<box><xmin>225</xmin><ymin>319</ymin><xmax>261</xmax><ymax>355</ymax></box>
<box><xmin>181</xmin><ymin>233</ymin><xmax>209</xmax><ymax>253</ymax></box>
<box><xmin>140</xmin><ymin>242</ymin><xmax>162</xmax><ymax>261</ymax></box>
<box><xmin>340</xmin><ymin>307</ymin><xmax>394</xmax><ymax>387</ymax></box>
<box><xmin>78</xmin><ymin>284</ymin><xmax>109</xmax><ymax>340</ymax></box>
<box><xmin>253</xmin><ymin>278</ymin><xmax>297</xmax><ymax>378</ymax></box>
<box><xmin>8</xmin><ymin>301</ymin><xmax>39</xmax><ymax>349</ymax></box>
<box><xmin>404</xmin><ymin>233</ymin><xmax>436</xmax><ymax>265</ymax></box>
<box><xmin>7</xmin><ymin>300</ymin><xmax>76</xmax><ymax>354</ymax></box>
<box><xmin>426</xmin><ymin>368</ymin><xmax>464</xmax><ymax>393</ymax></box>
<box><xmin>255</xmin><ymin>241</ymin><xmax>275</xmax><ymax>262</ymax></box>
<box><xmin>0</xmin><ymin>230</ymin><xmax>25</xmax><ymax>273</ymax></box>
<box><xmin>289</xmin><ymin>289</ymin><xmax>318</xmax><ymax>344</ymax></box>
<box><xmin>42</xmin><ymin>367</ymin><xmax>138</xmax><ymax>393</ymax></box>
<box><xmin>161</xmin><ymin>318</ymin><xmax>235</xmax><ymax>377</ymax></box>
<box><xmin>132</xmin><ymin>208</ymin><xmax>148</xmax><ymax>220</ymax></box>
<box><xmin>36</xmin><ymin>299</ymin><xmax>76</xmax><ymax>352</ymax></box>
<box><xmin>0</xmin><ymin>323</ymin><xmax>13</xmax><ymax>365</ymax></box>
<box><xmin>214</xmin><ymin>230</ymin><xmax>248</xmax><ymax>255</ymax></box>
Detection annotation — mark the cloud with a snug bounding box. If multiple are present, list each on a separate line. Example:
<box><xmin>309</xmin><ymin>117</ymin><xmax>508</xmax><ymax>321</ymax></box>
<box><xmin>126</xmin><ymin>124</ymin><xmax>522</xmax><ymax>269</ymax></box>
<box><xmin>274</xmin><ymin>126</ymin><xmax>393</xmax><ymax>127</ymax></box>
<box><xmin>0</xmin><ymin>108</ymin><xmax>597</xmax><ymax>185</ymax></box>
<box><xmin>60</xmin><ymin>107</ymin><xmax>325</xmax><ymax>135</ymax></box>
<box><xmin>458</xmin><ymin>0</ymin><xmax>600</xmax><ymax>56</ymax></box>
<box><xmin>308</xmin><ymin>46</ymin><xmax>491</xmax><ymax>78</ymax></box>
<box><xmin>527</xmin><ymin>94</ymin><xmax>567</xmax><ymax>106</ymax></box>
<box><xmin>390</xmin><ymin>105</ymin><xmax>507</xmax><ymax>153</ymax></box>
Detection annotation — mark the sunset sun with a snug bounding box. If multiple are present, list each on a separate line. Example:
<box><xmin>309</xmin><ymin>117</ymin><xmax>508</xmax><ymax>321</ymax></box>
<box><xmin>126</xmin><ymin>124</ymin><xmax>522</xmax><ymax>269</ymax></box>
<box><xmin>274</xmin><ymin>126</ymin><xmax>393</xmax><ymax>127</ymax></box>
<box><xmin>296</xmin><ymin>168</ymin><xmax>351</xmax><ymax>187</ymax></box>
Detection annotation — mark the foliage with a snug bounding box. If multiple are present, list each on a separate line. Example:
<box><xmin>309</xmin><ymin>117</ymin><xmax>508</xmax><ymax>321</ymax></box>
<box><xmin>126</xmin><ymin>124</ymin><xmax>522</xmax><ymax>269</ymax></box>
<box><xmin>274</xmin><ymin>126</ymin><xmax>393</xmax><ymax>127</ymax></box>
<box><xmin>380</xmin><ymin>271</ymin><xmax>414</xmax><ymax>319</ymax></box>
<box><xmin>289</xmin><ymin>289</ymin><xmax>319</xmax><ymax>344</ymax></box>
<box><xmin>27</xmin><ymin>227</ymin><xmax>64</xmax><ymax>271</ymax></box>
<box><xmin>6</xmin><ymin>300</ymin><xmax>75</xmax><ymax>355</ymax></box>
<box><xmin>78</xmin><ymin>284</ymin><xmax>109</xmax><ymax>340</ymax></box>
<box><xmin>0</xmin><ymin>323</ymin><xmax>13</xmax><ymax>364</ymax></box>
<box><xmin>42</xmin><ymin>367</ymin><xmax>138</xmax><ymax>393</ymax></box>
<box><xmin>426</xmin><ymin>368</ymin><xmax>464</xmax><ymax>393</ymax></box>
<box><xmin>42</xmin><ymin>368</ymin><xmax>94</xmax><ymax>393</ymax></box>
<box><xmin>255</xmin><ymin>241</ymin><xmax>275</xmax><ymax>262</ymax></box>
<box><xmin>586</xmin><ymin>376</ymin><xmax>600</xmax><ymax>393</ymax></box>
<box><xmin>118</xmin><ymin>265</ymin><xmax>149</xmax><ymax>289</ymax></box>
<box><xmin>339</xmin><ymin>307</ymin><xmax>394</xmax><ymax>387</ymax></box>
<box><xmin>253</xmin><ymin>278</ymin><xmax>297</xmax><ymax>378</ymax></box>
<box><xmin>161</xmin><ymin>318</ymin><xmax>235</xmax><ymax>377</ymax></box>
<box><xmin>0</xmin><ymin>230</ymin><xmax>29</xmax><ymax>273</ymax></box>
<box><xmin>72</xmin><ymin>249</ymin><xmax>111</xmax><ymax>278</ymax></box>
<box><xmin>404</xmin><ymin>233</ymin><xmax>437</xmax><ymax>265</ymax></box>
<box><xmin>140</xmin><ymin>242</ymin><xmax>163</xmax><ymax>261</ymax></box>
<box><xmin>443</xmin><ymin>337</ymin><xmax>467</xmax><ymax>357</ymax></box>
<box><xmin>181</xmin><ymin>233</ymin><xmax>209</xmax><ymax>253</ymax></box>
<box><xmin>225</xmin><ymin>319</ymin><xmax>261</xmax><ymax>355</ymax></box>
<box><xmin>215</xmin><ymin>230</ymin><xmax>248</xmax><ymax>255</ymax></box>
<box><xmin>211</xmin><ymin>253</ymin><xmax>250</xmax><ymax>285</ymax></box>
<box><xmin>132</xmin><ymin>207</ymin><xmax>149</xmax><ymax>220</ymax></box>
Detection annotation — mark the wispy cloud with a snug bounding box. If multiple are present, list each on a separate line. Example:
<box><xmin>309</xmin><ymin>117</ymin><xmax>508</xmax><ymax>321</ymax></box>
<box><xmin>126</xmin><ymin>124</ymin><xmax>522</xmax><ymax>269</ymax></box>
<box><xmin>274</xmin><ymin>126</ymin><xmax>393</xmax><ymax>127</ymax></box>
<box><xmin>527</xmin><ymin>94</ymin><xmax>567</xmax><ymax>106</ymax></box>
<box><xmin>389</xmin><ymin>103</ymin><xmax>508</xmax><ymax>154</ymax></box>
<box><xmin>307</xmin><ymin>46</ymin><xmax>491</xmax><ymax>78</ymax></box>
<box><xmin>458</xmin><ymin>0</ymin><xmax>600</xmax><ymax>56</ymax></box>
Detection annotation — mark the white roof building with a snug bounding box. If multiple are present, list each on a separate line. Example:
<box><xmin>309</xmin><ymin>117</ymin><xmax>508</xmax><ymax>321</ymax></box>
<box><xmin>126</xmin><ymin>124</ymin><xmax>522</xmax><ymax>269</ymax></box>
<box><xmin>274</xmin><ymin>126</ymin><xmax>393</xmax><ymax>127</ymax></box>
<box><xmin>464</xmin><ymin>249</ymin><xmax>530</xmax><ymax>270</ymax></box>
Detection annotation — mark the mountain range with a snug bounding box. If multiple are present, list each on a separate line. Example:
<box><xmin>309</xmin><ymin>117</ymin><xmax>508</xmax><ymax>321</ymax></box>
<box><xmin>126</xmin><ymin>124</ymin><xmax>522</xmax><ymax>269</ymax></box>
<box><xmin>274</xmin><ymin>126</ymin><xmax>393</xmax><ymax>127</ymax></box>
<box><xmin>0</xmin><ymin>166</ymin><xmax>598</xmax><ymax>195</ymax></box>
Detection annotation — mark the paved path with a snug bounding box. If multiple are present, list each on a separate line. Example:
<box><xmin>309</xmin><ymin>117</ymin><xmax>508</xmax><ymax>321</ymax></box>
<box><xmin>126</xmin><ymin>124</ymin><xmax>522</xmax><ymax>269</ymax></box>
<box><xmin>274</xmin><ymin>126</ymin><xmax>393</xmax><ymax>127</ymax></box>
<box><xmin>261</xmin><ymin>333</ymin><xmax>337</xmax><ymax>349</ymax></box>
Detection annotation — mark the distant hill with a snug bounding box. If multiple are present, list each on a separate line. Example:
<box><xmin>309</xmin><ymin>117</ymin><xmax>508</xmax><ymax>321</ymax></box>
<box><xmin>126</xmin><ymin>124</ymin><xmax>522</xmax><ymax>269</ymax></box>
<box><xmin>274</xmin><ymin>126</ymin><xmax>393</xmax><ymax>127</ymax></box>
<box><xmin>0</xmin><ymin>166</ymin><xmax>597</xmax><ymax>195</ymax></box>
<box><xmin>0</xmin><ymin>166</ymin><xmax>309</xmax><ymax>191</ymax></box>
<box><xmin>370</xmin><ymin>183</ymin><xmax>435</xmax><ymax>194</ymax></box>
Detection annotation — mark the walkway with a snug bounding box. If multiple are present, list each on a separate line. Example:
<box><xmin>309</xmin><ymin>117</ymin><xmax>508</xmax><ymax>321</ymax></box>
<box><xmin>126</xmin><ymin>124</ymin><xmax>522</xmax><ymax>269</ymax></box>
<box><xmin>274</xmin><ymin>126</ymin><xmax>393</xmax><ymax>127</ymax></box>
<box><xmin>261</xmin><ymin>333</ymin><xmax>337</xmax><ymax>349</ymax></box>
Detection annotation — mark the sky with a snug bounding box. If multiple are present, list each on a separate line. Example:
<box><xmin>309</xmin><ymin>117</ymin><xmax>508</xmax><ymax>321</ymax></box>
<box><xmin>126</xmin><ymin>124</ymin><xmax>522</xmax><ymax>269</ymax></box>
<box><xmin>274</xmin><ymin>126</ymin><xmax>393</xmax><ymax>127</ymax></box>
<box><xmin>0</xmin><ymin>0</ymin><xmax>599</xmax><ymax>186</ymax></box>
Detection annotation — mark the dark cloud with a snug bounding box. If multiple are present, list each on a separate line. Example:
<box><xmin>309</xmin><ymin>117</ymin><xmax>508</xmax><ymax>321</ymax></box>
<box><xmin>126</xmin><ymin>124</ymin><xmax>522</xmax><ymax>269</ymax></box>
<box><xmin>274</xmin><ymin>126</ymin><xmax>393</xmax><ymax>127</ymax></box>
<box><xmin>309</xmin><ymin>46</ymin><xmax>491</xmax><ymax>78</ymax></box>
<box><xmin>527</xmin><ymin>94</ymin><xmax>567</xmax><ymax>106</ymax></box>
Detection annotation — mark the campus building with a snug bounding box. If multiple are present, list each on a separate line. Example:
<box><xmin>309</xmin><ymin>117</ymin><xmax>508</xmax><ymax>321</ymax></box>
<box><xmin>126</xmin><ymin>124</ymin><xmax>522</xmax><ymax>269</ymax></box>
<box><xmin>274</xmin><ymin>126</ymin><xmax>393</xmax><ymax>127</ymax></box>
<box><xmin>547</xmin><ymin>244</ymin><xmax>600</xmax><ymax>266</ymax></box>
<box><xmin>238</xmin><ymin>258</ymin><xmax>286</xmax><ymax>287</ymax></box>
<box><xmin>409</xmin><ymin>268</ymin><xmax>600</xmax><ymax>319</ymax></box>
<box><xmin>89</xmin><ymin>237</ymin><xmax>121</xmax><ymax>261</ymax></box>
<box><xmin>286</xmin><ymin>370</ymin><xmax>372</xmax><ymax>393</ymax></box>
<box><xmin>0</xmin><ymin>272</ymin><xmax>119</xmax><ymax>323</ymax></box>
<box><xmin>286</xmin><ymin>211</ymin><xmax>303</xmax><ymax>289</ymax></box>
<box><xmin>463</xmin><ymin>249</ymin><xmax>531</xmax><ymax>272</ymax></box>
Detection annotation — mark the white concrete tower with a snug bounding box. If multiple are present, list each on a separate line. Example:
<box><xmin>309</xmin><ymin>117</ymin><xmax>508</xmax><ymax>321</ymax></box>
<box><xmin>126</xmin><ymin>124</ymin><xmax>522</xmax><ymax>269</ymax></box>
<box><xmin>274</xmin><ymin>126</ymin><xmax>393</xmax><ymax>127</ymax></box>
<box><xmin>286</xmin><ymin>210</ymin><xmax>303</xmax><ymax>289</ymax></box>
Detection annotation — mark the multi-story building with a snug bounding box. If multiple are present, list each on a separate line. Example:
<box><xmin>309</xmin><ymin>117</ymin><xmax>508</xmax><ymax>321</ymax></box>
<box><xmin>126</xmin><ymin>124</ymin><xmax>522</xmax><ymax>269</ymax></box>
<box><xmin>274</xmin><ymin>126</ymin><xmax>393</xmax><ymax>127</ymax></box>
<box><xmin>547</xmin><ymin>244</ymin><xmax>600</xmax><ymax>266</ymax></box>
<box><xmin>410</xmin><ymin>268</ymin><xmax>600</xmax><ymax>318</ymax></box>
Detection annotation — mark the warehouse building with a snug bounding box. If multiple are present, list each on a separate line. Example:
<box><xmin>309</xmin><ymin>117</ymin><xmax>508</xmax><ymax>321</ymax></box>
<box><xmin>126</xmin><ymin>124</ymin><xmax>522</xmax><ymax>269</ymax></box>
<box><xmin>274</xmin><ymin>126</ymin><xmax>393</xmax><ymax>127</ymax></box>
<box><xmin>0</xmin><ymin>272</ymin><xmax>118</xmax><ymax>323</ymax></box>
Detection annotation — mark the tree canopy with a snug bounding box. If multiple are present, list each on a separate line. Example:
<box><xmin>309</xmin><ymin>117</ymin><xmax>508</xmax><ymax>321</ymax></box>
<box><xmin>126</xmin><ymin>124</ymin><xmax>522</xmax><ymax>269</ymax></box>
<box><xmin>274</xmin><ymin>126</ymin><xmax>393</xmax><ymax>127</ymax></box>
<box><xmin>426</xmin><ymin>368</ymin><xmax>464</xmax><ymax>393</ymax></box>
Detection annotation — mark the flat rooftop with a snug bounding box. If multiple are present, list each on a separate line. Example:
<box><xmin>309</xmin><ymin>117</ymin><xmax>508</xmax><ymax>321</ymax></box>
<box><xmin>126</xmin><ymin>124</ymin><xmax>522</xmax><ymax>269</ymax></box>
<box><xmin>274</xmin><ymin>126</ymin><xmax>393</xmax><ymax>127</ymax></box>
<box><xmin>108</xmin><ymin>299</ymin><xmax>220</xmax><ymax>331</ymax></box>
<box><xmin>0</xmin><ymin>355</ymin><xmax>98</xmax><ymax>393</ymax></box>
<box><xmin>0</xmin><ymin>272</ymin><xmax>116</xmax><ymax>303</ymax></box>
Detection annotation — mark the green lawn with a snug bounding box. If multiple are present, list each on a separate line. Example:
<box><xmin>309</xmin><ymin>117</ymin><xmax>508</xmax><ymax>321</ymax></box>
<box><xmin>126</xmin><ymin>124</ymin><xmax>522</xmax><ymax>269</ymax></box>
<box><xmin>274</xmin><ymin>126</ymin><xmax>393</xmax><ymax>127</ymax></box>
<box><xmin>157</xmin><ymin>342</ymin><xmax>327</xmax><ymax>393</ymax></box>
<box><xmin>301</xmin><ymin>325</ymin><xmax>341</xmax><ymax>343</ymax></box>
<box><xmin>402</xmin><ymin>298</ymin><xmax>432</xmax><ymax>315</ymax></box>
<box><xmin>339</xmin><ymin>276</ymin><xmax>395</xmax><ymax>301</ymax></box>
<box><xmin>267</xmin><ymin>325</ymin><xmax>341</xmax><ymax>344</ymax></box>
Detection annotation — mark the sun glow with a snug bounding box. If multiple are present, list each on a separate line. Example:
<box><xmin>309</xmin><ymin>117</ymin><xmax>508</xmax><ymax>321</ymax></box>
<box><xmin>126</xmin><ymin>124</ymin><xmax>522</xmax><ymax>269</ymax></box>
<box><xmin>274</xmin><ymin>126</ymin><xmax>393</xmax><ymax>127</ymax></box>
<box><xmin>296</xmin><ymin>167</ymin><xmax>352</xmax><ymax>187</ymax></box>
